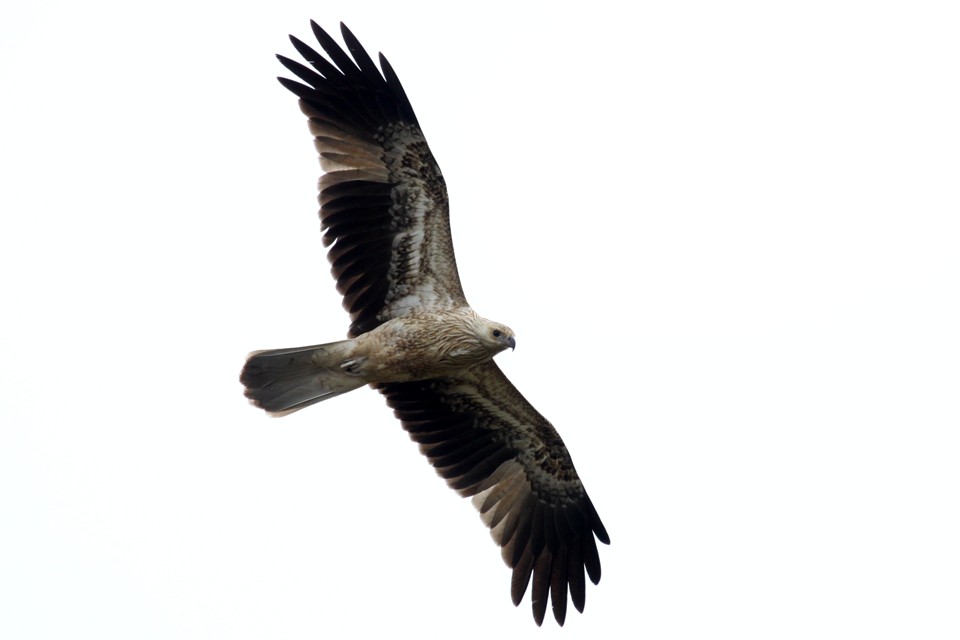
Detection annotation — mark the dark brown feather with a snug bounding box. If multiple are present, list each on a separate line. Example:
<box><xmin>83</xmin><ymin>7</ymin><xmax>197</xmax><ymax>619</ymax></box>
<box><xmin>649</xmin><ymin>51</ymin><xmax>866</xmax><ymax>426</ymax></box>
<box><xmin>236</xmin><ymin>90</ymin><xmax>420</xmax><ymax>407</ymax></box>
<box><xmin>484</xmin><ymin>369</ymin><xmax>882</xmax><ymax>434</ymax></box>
<box><xmin>568</xmin><ymin>542</ymin><xmax>587</xmax><ymax>613</ymax></box>
<box><xmin>550</xmin><ymin>546</ymin><xmax>569</xmax><ymax>625</ymax></box>
<box><xmin>531</xmin><ymin>550</ymin><xmax>553</xmax><ymax>626</ymax></box>
<box><xmin>511</xmin><ymin>547</ymin><xmax>535</xmax><ymax>607</ymax></box>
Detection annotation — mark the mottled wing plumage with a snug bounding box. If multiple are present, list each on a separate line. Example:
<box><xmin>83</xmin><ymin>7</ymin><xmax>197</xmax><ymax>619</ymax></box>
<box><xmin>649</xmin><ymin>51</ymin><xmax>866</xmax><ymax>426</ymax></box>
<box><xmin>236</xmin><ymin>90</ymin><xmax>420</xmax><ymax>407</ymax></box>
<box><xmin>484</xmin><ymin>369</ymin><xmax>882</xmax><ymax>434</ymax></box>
<box><xmin>278</xmin><ymin>22</ymin><xmax>466</xmax><ymax>337</ymax></box>
<box><xmin>377</xmin><ymin>362</ymin><xmax>609</xmax><ymax>625</ymax></box>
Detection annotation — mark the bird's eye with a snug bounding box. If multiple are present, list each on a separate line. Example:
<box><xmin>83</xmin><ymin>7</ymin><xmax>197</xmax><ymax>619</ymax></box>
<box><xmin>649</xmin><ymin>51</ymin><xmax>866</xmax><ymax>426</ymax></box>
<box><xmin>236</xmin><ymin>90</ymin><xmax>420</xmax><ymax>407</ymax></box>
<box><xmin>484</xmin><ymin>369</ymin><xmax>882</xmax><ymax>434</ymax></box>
<box><xmin>492</xmin><ymin>329</ymin><xmax>502</xmax><ymax>338</ymax></box>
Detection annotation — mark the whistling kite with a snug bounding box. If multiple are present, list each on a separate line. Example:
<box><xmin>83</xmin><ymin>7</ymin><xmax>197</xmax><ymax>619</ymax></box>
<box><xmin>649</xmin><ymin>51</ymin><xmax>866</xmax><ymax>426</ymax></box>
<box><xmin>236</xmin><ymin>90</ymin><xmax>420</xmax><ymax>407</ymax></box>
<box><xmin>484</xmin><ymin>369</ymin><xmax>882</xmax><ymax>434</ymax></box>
<box><xmin>241</xmin><ymin>22</ymin><xmax>608</xmax><ymax>626</ymax></box>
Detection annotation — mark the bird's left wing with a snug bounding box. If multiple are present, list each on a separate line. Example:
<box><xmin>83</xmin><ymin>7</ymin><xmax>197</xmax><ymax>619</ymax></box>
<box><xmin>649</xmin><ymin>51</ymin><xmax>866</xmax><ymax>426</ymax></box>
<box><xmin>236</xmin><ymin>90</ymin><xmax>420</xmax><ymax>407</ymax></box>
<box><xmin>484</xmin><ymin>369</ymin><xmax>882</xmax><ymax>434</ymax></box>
<box><xmin>276</xmin><ymin>22</ymin><xmax>467</xmax><ymax>337</ymax></box>
<box><xmin>377</xmin><ymin>361</ymin><xmax>609</xmax><ymax>626</ymax></box>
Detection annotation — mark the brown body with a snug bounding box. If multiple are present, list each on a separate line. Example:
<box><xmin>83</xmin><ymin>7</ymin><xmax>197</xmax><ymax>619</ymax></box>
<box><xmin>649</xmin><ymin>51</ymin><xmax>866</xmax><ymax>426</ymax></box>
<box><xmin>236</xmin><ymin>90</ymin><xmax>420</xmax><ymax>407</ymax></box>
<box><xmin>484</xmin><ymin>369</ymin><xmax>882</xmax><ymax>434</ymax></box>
<box><xmin>241</xmin><ymin>308</ymin><xmax>515</xmax><ymax>416</ymax></box>
<box><xmin>349</xmin><ymin>308</ymin><xmax>515</xmax><ymax>382</ymax></box>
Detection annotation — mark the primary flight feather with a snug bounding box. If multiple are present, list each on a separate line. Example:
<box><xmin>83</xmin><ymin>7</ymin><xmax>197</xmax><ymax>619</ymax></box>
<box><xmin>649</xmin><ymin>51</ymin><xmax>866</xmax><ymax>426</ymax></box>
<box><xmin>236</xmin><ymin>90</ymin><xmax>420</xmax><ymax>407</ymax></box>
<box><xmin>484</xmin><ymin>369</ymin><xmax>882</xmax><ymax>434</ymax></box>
<box><xmin>240</xmin><ymin>21</ymin><xmax>609</xmax><ymax>626</ymax></box>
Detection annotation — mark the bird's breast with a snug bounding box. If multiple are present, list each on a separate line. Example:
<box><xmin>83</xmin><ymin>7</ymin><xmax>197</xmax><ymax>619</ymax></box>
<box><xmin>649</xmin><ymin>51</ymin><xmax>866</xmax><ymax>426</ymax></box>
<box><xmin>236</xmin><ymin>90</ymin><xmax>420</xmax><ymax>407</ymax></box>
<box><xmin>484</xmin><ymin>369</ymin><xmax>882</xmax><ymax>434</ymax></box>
<box><xmin>354</xmin><ymin>312</ymin><xmax>491</xmax><ymax>383</ymax></box>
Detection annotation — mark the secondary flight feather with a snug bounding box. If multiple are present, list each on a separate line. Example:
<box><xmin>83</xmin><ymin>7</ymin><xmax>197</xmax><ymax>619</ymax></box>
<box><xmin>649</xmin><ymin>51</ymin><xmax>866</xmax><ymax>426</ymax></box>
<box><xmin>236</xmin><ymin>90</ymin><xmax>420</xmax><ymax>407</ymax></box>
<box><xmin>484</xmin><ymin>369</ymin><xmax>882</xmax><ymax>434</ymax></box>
<box><xmin>240</xmin><ymin>21</ymin><xmax>609</xmax><ymax>626</ymax></box>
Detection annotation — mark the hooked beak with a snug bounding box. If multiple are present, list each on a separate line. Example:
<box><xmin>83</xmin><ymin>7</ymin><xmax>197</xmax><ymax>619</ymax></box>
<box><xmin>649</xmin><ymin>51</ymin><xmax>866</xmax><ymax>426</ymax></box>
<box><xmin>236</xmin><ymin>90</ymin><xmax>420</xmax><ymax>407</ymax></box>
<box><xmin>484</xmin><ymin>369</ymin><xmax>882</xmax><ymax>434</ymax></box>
<box><xmin>507</xmin><ymin>336</ymin><xmax>516</xmax><ymax>351</ymax></box>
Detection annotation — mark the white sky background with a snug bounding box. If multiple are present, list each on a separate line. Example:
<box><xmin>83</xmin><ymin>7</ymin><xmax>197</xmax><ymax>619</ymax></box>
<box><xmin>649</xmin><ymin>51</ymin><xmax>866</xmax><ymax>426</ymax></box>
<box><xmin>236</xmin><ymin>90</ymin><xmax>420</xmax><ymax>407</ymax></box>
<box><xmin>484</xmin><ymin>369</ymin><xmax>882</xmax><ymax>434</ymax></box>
<box><xmin>1</xmin><ymin>1</ymin><xmax>958</xmax><ymax>638</ymax></box>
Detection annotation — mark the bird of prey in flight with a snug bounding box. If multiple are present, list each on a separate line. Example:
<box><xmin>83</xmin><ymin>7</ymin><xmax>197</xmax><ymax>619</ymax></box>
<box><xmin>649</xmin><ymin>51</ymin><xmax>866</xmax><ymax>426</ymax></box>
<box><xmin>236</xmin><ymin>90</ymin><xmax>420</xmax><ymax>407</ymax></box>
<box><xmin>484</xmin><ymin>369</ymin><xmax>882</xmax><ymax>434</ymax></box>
<box><xmin>240</xmin><ymin>21</ymin><xmax>609</xmax><ymax>626</ymax></box>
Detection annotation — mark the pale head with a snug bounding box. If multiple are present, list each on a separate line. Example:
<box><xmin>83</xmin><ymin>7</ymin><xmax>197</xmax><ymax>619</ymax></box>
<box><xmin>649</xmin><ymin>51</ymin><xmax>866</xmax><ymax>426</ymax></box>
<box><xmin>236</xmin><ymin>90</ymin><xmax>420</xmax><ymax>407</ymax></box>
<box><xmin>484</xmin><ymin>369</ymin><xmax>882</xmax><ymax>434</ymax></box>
<box><xmin>471</xmin><ymin>317</ymin><xmax>517</xmax><ymax>353</ymax></box>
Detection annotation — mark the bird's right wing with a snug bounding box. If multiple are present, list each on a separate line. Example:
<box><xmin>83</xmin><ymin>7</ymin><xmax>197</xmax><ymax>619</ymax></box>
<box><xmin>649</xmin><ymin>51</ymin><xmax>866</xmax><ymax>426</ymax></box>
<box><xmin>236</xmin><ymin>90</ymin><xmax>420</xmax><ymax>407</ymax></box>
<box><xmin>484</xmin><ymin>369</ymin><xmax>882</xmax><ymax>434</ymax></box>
<box><xmin>277</xmin><ymin>22</ymin><xmax>467</xmax><ymax>337</ymax></box>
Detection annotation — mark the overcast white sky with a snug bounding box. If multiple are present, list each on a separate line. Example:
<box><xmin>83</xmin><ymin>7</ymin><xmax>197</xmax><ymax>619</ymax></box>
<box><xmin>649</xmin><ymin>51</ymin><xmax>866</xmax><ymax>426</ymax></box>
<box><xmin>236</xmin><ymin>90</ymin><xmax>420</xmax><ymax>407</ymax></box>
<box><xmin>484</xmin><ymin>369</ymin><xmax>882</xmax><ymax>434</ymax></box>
<box><xmin>2</xmin><ymin>1</ymin><xmax>959</xmax><ymax>638</ymax></box>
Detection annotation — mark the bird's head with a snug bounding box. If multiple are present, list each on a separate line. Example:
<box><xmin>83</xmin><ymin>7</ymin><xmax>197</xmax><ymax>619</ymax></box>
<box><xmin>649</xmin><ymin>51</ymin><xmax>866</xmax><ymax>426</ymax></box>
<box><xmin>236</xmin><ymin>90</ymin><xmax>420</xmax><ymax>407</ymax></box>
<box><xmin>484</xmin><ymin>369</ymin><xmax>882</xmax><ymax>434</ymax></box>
<box><xmin>473</xmin><ymin>318</ymin><xmax>516</xmax><ymax>353</ymax></box>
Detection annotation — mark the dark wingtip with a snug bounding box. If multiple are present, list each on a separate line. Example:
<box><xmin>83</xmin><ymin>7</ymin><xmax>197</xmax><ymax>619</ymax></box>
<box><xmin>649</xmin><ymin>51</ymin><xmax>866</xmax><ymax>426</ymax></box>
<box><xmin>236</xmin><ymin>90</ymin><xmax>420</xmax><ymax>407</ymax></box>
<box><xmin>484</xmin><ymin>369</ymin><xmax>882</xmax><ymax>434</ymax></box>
<box><xmin>590</xmin><ymin>500</ymin><xmax>610</xmax><ymax>545</ymax></box>
<box><xmin>532</xmin><ymin>601</ymin><xmax>546</xmax><ymax>627</ymax></box>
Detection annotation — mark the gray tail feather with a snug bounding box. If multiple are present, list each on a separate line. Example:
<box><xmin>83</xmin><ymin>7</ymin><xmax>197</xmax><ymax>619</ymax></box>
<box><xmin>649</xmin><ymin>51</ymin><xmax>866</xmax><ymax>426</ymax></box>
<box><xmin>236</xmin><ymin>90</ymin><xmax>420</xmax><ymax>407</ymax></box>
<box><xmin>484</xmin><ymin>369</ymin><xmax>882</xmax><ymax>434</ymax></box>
<box><xmin>240</xmin><ymin>341</ymin><xmax>365</xmax><ymax>417</ymax></box>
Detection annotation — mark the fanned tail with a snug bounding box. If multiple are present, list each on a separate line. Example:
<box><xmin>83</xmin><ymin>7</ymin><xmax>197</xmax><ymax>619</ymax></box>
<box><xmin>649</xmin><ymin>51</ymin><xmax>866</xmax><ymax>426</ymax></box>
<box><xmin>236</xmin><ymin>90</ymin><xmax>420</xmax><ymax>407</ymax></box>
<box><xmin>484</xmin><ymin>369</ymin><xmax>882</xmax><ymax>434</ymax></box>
<box><xmin>240</xmin><ymin>341</ymin><xmax>365</xmax><ymax>416</ymax></box>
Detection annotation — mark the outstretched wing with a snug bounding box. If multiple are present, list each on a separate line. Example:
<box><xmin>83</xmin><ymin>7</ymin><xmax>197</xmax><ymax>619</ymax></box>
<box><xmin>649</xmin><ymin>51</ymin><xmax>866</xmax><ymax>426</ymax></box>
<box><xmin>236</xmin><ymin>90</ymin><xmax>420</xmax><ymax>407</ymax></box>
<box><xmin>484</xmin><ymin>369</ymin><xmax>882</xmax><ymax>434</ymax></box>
<box><xmin>277</xmin><ymin>22</ymin><xmax>466</xmax><ymax>337</ymax></box>
<box><xmin>377</xmin><ymin>362</ymin><xmax>610</xmax><ymax>626</ymax></box>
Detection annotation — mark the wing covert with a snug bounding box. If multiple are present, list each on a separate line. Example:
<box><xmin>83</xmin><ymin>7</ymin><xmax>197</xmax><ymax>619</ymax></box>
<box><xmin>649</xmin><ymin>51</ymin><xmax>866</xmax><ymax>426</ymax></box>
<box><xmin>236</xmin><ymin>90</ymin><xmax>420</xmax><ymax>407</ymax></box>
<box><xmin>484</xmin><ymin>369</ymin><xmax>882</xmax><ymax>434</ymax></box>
<box><xmin>377</xmin><ymin>362</ymin><xmax>609</xmax><ymax>626</ymax></box>
<box><xmin>278</xmin><ymin>22</ymin><xmax>466</xmax><ymax>337</ymax></box>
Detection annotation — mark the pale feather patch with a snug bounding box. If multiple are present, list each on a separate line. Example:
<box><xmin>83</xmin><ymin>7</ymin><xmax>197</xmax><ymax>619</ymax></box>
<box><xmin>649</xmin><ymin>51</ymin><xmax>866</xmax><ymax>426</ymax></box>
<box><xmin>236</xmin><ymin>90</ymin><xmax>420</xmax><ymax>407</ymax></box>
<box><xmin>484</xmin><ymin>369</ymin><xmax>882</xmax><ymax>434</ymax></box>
<box><xmin>384</xmin><ymin>288</ymin><xmax>441</xmax><ymax>317</ymax></box>
<box><xmin>472</xmin><ymin>460</ymin><xmax>524</xmax><ymax>515</ymax></box>
<box><xmin>320</xmin><ymin>155</ymin><xmax>366</xmax><ymax>173</ymax></box>
<box><xmin>306</xmin><ymin>118</ymin><xmax>379</xmax><ymax>151</ymax></box>
<box><xmin>374</xmin><ymin>122</ymin><xmax>462</xmax><ymax>317</ymax></box>
<box><xmin>314</xmin><ymin>138</ymin><xmax>384</xmax><ymax>164</ymax></box>
<box><xmin>486</xmin><ymin>475</ymin><xmax>529</xmax><ymax>534</ymax></box>
<box><xmin>316</xmin><ymin>141</ymin><xmax>384</xmax><ymax>173</ymax></box>
<box><xmin>315</xmin><ymin>139</ymin><xmax>384</xmax><ymax>171</ymax></box>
